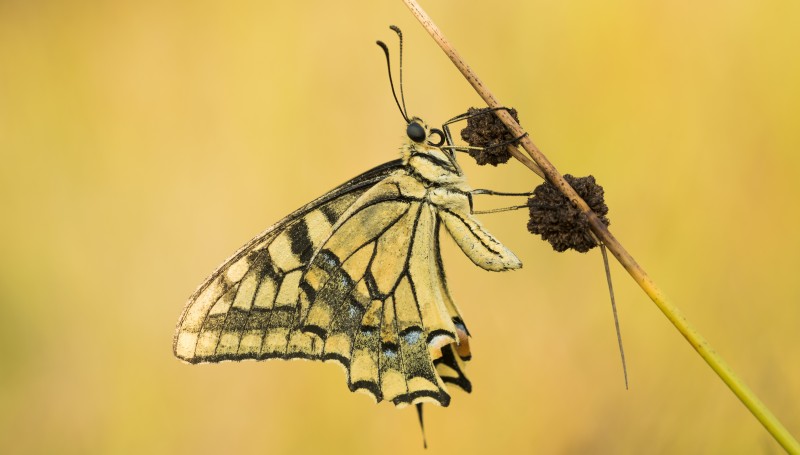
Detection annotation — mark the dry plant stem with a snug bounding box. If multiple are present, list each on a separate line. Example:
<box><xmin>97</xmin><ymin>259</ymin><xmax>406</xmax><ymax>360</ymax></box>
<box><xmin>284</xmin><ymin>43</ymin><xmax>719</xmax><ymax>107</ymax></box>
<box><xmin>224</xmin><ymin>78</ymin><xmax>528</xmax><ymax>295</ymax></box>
<box><xmin>401</xmin><ymin>0</ymin><xmax>800</xmax><ymax>453</ymax></box>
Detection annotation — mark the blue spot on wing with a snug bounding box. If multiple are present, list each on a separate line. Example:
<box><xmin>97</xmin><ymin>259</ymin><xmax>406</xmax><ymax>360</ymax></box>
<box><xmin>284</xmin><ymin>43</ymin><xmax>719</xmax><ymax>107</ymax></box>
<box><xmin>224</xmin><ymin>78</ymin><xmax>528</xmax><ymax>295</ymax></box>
<box><xmin>402</xmin><ymin>328</ymin><xmax>422</xmax><ymax>345</ymax></box>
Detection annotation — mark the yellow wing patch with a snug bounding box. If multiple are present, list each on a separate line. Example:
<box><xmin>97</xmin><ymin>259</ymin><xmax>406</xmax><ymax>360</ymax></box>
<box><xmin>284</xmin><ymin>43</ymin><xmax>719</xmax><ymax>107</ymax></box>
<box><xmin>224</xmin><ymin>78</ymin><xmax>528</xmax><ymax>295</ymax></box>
<box><xmin>174</xmin><ymin>162</ymin><xmax>401</xmax><ymax>362</ymax></box>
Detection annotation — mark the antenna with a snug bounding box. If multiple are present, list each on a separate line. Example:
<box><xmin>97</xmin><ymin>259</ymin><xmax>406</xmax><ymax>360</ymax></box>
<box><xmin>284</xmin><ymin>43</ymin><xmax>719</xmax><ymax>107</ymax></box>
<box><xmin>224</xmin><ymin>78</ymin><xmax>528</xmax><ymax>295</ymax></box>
<box><xmin>389</xmin><ymin>25</ymin><xmax>408</xmax><ymax>118</ymax></box>
<box><xmin>376</xmin><ymin>27</ymin><xmax>410</xmax><ymax>123</ymax></box>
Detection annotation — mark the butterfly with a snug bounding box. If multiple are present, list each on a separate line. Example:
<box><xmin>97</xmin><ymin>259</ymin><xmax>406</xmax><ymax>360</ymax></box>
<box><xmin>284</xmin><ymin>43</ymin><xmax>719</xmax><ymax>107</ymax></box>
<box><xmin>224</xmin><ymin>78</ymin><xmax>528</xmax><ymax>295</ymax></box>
<box><xmin>173</xmin><ymin>27</ymin><xmax>523</xmax><ymax>412</ymax></box>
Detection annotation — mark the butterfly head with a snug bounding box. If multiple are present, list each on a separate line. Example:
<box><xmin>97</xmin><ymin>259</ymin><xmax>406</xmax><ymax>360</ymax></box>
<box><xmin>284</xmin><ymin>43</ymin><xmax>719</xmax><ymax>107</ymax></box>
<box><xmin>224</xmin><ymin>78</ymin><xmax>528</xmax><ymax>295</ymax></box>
<box><xmin>404</xmin><ymin>117</ymin><xmax>445</xmax><ymax>147</ymax></box>
<box><xmin>376</xmin><ymin>28</ymin><xmax>462</xmax><ymax>179</ymax></box>
<box><xmin>402</xmin><ymin>117</ymin><xmax>463</xmax><ymax>179</ymax></box>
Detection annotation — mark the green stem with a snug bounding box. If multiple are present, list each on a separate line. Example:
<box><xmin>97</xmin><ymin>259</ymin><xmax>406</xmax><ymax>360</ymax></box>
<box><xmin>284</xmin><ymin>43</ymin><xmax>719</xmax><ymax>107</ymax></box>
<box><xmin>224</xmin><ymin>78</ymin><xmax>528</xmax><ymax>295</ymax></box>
<box><xmin>400</xmin><ymin>0</ymin><xmax>800</xmax><ymax>452</ymax></box>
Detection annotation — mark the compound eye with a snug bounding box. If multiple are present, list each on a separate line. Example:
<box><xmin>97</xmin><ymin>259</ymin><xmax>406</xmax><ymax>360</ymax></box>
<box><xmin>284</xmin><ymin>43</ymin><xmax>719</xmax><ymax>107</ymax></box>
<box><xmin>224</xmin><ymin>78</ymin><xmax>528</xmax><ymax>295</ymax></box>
<box><xmin>406</xmin><ymin>122</ymin><xmax>426</xmax><ymax>143</ymax></box>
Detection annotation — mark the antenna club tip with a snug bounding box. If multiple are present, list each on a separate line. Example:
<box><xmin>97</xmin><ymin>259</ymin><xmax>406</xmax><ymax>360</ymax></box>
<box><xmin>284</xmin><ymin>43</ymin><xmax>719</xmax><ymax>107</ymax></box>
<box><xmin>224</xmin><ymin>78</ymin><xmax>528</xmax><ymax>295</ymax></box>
<box><xmin>377</xmin><ymin>26</ymin><xmax>410</xmax><ymax>122</ymax></box>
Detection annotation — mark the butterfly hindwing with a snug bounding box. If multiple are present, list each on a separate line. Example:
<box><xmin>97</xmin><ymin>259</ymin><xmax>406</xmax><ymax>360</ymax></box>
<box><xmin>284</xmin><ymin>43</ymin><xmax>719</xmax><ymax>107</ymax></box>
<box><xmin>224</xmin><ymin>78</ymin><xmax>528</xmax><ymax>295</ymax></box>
<box><xmin>173</xmin><ymin>160</ymin><xmax>404</xmax><ymax>363</ymax></box>
<box><xmin>295</xmin><ymin>175</ymin><xmax>471</xmax><ymax>407</ymax></box>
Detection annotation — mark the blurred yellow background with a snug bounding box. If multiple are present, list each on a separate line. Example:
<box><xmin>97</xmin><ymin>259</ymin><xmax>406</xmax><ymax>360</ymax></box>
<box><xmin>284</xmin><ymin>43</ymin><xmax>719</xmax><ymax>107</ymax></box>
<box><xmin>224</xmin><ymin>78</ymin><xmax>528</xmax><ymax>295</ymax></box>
<box><xmin>2</xmin><ymin>0</ymin><xmax>799</xmax><ymax>453</ymax></box>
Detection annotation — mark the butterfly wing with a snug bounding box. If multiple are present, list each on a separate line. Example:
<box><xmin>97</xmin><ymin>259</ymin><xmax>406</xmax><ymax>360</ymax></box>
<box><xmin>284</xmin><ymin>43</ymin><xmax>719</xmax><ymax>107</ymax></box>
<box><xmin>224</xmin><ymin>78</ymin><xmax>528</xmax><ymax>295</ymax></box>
<box><xmin>294</xmin><ymin>174</ymin><xmax>473</xmax><ymax>407</ymax></box>
<box><xmin>173</xmin><ymin>160</ymin><xmax>404</xmax><ymax>363</ymax></box>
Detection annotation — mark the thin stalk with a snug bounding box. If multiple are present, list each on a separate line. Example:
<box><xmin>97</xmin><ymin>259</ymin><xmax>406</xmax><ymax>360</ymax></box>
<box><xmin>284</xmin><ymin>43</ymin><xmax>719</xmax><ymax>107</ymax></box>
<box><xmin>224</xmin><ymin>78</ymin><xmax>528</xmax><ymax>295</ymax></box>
<box><xmin>399</xmin><ymin>1</ymin><xmax>800</xmax><ymax>453</ymax></box>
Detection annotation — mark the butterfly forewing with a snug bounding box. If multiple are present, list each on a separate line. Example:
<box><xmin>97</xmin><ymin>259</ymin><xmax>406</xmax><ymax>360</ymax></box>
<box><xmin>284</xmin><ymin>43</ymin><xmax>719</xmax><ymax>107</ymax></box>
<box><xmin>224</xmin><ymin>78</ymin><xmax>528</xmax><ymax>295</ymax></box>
<box><xmin>173</xmin><ymin>160</ymin><xmax>404</xmax><ymax>363</ymax></box>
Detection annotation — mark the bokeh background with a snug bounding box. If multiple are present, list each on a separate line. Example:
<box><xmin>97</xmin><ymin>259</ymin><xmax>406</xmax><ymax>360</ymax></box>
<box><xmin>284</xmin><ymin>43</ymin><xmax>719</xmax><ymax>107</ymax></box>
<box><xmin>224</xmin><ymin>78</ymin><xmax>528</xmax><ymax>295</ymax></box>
<box><xmin>2</xmin><ymin>0</ymin><xmax>799</xmax><ymax>453</ymax></box>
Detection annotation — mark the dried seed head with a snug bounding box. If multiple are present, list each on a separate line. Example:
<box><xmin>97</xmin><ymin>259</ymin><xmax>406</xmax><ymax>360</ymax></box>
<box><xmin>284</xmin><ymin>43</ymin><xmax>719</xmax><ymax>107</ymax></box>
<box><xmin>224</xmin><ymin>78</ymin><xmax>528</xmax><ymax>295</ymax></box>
<box><xmin>527</xmin><ymin>175</ymin><xmax>610</xmax><ymax>253</ymax></box>
<box><xmin>460</xmin><ymin>107</ymin><xmax>520</xmax><ymax>166</ymax></box>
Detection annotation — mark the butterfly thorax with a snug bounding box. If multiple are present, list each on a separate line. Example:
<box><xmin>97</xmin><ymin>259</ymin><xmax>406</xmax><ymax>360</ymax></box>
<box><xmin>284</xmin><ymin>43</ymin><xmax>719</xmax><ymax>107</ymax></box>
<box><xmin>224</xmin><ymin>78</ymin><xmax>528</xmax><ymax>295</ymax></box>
<box><xmin>400</xmin><ymin>118</ymin><xmax>466</xmax><ymax>189</ymax></box>
<box><xmin>402</xmin><ymin>143</ymin><xmax>461</xmax><ymax>183</ymax></box>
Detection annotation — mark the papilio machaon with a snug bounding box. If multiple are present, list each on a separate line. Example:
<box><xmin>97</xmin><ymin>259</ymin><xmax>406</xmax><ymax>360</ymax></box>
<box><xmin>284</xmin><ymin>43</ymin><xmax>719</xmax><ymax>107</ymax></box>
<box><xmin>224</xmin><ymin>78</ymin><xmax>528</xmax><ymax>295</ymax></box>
<box><xmin>173</xmin><ymin>115</ymin><xmax>521</xmax><ymax>407</ymax></box>
<box><xmin>173</xmin><ymin>27</ymin><xmax>524</xmax><ymax>419</ymax></box>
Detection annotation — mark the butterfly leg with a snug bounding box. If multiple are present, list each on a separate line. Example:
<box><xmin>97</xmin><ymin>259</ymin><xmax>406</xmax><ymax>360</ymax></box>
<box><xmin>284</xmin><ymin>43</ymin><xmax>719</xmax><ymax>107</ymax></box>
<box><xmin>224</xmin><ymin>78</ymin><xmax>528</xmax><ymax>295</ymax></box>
<box><xmin>472</xmin><ymin>205</ymin><xmax>528</xmax><ymax>215</ymax></box>
<box><xmin>468</xmin><ymin>189</ymin><xmax>532</xmax><ymax>215</ymax></box>
<box><xmin>442</xmin><ymin>106</ymin><xmax>517</xmax><ymax>127</ymax></box>
<box><xmin>471</xmin><ymin>189</ymin><xmax>534</xmax><ymax>197</ymax></box>
<box><xmin>439</xmin><ymin>106</ymin><xmax>520</xmax><ymax>153</ymax></box>
<box><xmin>439</xmin><ymin>133</ymin><xmax>528</xmax><ymax>156</ymax></box>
